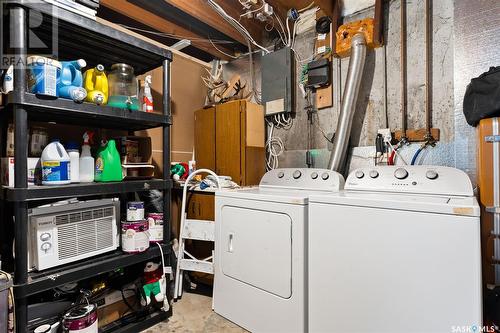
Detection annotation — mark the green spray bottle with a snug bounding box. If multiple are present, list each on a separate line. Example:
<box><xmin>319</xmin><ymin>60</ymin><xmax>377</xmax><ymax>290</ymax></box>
<box><xmin>94</xmin><ymin>139</ymin><xmax>122</xmax><ymax>182</ymax></box>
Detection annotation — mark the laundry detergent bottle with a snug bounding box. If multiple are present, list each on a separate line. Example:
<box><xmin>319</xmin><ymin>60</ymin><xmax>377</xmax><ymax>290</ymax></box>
<box><xmin>94</xmin><ymin>139</ymin><xmax>122</xmax><ymax>182</ymax></box>
<box><xmin>41</xmin><ymin>140</ymin><xmax>71</xmax><ymax>185</ymax></box>
<box><xmin>80</xmin><ymin>132</ymin><xmax>95</xmax><ymax>183</ymax></box>
<box><xmin>84</xmin><ymin>64</ymin><xmax>108</xmax><ymax>105</ymax></box>
<box><xmin>58</xmin><ymin>59</ymin><xmax>87</xmax><ymax>102</ymax></box>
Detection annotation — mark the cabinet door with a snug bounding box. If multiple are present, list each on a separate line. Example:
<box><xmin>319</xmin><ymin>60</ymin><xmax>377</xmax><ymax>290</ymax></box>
<box><xmin>215</xmin><ymin>101</ymin><xmax>242</xmax><ymax>184</ymax></box>
<box><xmin>186</xmin><ymin>192</ymin><xmax>215</xmax><ymax>221</ymax></box>
<box><xmin>194</xmin><ymin>107</ymin><xmax>216</xmax><ymax>171</ymax></box>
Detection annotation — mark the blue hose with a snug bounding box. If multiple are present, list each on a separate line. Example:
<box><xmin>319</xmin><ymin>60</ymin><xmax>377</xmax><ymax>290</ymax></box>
<box><xmin>411</xmin><ymin>148</ymin><xmax>423</xmax><ymax>165</ymax></box>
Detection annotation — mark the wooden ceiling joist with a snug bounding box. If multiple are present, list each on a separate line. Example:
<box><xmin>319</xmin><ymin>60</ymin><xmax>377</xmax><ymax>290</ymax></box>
<box><xmin>101</xmin><ymin>0</ymin><xmax>234</xmax><ymax>60</ymax></box>
<box><xmin>163</xmin><ymin>0</ymin><xmax>263</xmax><ymax>46</ymax></box>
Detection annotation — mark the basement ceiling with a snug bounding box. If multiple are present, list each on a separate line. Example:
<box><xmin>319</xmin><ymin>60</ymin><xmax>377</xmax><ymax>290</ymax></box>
<box><xmin>99</xmin><ymin>0</ymin><xmax>377</xmax><ymax>61</ymax></box>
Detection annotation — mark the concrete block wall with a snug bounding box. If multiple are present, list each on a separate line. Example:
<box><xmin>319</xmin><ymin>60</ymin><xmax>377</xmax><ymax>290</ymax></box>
<box><xmin>224</xmin><ymin>0</ymin><xmax>500</xmax><ymax>182</ymax></box>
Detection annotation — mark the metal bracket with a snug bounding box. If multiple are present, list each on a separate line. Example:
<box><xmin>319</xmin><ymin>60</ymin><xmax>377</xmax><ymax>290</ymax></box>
<box><xmin>486</xmin><ymin>207</ymin><xmax>500</xmax><ymax>213</ymax></box>
<box><xmin>485</xmin><ymin>135</ymin><xmax>500</xmax><ymax>143</ymax></box>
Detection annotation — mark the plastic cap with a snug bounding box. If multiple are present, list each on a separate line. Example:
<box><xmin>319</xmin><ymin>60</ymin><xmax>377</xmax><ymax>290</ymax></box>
<box><xmin>65</xmin><ymin>141</ymin><xmax>79</xmax><ymax>150</ymax></box>
<box><xmin>77</xmin><ymin>59</ymin><xmax>87</xmax><ymax>68</ymax></box>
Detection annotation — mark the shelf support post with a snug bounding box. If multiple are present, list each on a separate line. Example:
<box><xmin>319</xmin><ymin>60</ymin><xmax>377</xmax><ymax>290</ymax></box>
<box><xmin>11</xmin><ymin>5</ymin><xmax>29</xmax><ymax>333</ymax></box>
<box><xmin>162</xmin><ymin>59</ymin><xmax>171</xmax><ymax>246</ymax></box>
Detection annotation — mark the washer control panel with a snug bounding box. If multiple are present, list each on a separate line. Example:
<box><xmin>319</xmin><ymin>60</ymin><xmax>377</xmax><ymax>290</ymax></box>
<box><xmin>346</xmin><ymin>166</ymin><xmax>473</xmax><ymax>196</ymax></box>
<box><xmin>260</xmin><ymin>168</ymin><xmax>345</xmax><ymax>191</ymax></box>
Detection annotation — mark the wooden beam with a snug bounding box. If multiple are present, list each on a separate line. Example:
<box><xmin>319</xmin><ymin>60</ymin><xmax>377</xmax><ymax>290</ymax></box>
<box><xmin>164</xmin><ymin>0</ymin><xmax>263</xmax><ymax>45</ymax></box>
<box><xmin>97</xmin><ymin>17</ymin><xmax>212</xmax><ymax>68</ymax></box>
<box><xmin>101</xmin><ymin>0</ymin><xmax>233</xmax><ymax>59</ymax></box>
<box><xmin>268</xmin><ymin>0</ymin><xmax>333</xmax><ymax>17</ymax></box>
<box><xmin>373</xmin><ymin>0</ymin><xmax>385</xmax><ymax>46</ymax></box>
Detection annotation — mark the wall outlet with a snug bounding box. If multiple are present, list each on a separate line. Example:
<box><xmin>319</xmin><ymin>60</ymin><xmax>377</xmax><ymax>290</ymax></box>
<box><xmin>377</xmin><ymin>128</ymin><xmax>392</xmax><ymax>143</ymax></box>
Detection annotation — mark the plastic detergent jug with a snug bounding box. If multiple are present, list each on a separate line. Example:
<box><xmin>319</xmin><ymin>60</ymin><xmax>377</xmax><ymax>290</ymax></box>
<box><xmin>58</xmin><ymin>59</ymin><xmax>87</xmax><ymax>102</ymax></box>
<box><xmin>41</xmin><ymin>140</ymin><xmax>71</xmax><ymax>185</ymax></box>
<box><xmin>84</xmin><ymin>64</ymin><xmax>108</xmax><ymax>105</ymax></box>
<box><xmin>95</xmin><ymin>139</ymin><xmax>122</xmax><ymax>182</ymax></box>
<box><xmin>27</xmin><ymin>56</ymin><xmax>61</xmax><ymax>97</ymax></box>
<box><xmin>80</xmin><ymin>132</ymin><xmax>95</xmax><ymax>183</ymax></box>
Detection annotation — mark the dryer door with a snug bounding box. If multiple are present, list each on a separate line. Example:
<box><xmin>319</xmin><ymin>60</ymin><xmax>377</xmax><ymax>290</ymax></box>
<box><xmin>220</xmin><ymin>205</ymin><xmax>292</xmax><ymax>298</ymax></box>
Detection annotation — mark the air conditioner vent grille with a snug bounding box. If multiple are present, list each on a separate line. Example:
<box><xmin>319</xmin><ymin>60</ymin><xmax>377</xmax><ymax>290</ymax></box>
<box><xmin>57</xmin><ymin>217</ymin><xmax>115</xmax><ymax>261</ymax></box>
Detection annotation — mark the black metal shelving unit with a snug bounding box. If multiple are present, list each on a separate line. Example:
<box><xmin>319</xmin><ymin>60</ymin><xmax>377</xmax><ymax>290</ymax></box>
<box><xmin>0</xmin><ymin>1</ymin><xmax>173</xmax><ymax>332</ymax></box>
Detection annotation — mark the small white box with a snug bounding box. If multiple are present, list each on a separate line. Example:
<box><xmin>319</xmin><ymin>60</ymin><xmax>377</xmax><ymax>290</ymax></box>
<box><xmin>1</xmin><ymin>157</ymin><xmax>41</xmax><ymax>187</ymax></box>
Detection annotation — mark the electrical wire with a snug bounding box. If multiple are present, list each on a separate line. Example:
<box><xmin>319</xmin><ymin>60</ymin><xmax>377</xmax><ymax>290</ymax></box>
<box><xmin>208</xmin><ymin>38</ymin><xmax>238</xmax><ymax>59</ymax></box>
<box><xmin>208</xmin><ymin>0</ymin><xmax>270</xmax><ymax>54</ymax></box>
<box><xmin>274</xmin><ymin>12</ymin><xmax>289</xmax><ymax>45</ymax></box>
<box><xmin>265</xmin><ymin>122</ymin><xmax>285</xmax><ymax>170</ymax></box>
<box><xmin>298</xmin><ymin>1</ymin><xmax>315</xmax><ymax>12</ymax></box>
<box><xmin>240</xmin><ymin>3</ymin><xmax>265</xmax><ymax>17</ymax></box>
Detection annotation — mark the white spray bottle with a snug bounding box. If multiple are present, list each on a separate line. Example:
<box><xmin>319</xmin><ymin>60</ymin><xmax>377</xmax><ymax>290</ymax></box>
<box><xmin>79</xmin><ymin>131</ymin><xmax>95</xmax><ymax>183</ymax></box>
<box><xmin>142</xmin><ymin>75</ymin><xmax>153</xmax><ymax>112</ymax></box>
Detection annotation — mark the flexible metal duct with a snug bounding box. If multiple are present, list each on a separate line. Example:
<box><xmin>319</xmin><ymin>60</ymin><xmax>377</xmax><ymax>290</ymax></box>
<box><xmin>328</xmin><ymin>33</ymin><xmax>367</xmax><ymax>172</ymax></box>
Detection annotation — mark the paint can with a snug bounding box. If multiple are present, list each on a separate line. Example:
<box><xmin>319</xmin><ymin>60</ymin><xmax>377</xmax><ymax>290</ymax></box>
<box><xmin>62</xmin><ymin>303</ymin><xmax>98</xmax><ymax>333</ymax></box>
<box><xmin>147</xmin><ymin>213</ymin><xmax>163</xmax><ymax>242</ymax></box>
<box><xmin>121</xmin><ymin>220</ymin><xmax>149</xmax><ymax>253</ymax></box>
<box><xmin>126</xmin><ymin>201</ymin><xmax>144</xmax><ymax>221</ymax></box>
<box><xmin>27</xmin><ymin>56</ymin><xmax>61</xmax><ymax>97</ymax></box>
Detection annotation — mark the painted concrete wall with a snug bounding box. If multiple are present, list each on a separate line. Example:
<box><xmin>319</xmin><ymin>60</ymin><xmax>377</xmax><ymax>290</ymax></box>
<box><xmin>224</xmin><ymin>0</ymin><xmax>500</xmax><ymax>181</ymax></box>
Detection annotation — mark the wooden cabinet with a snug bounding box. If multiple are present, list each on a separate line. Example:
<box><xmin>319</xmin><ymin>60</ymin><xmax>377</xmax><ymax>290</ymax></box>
<box><xmin>186</xmin><ymin>192</ymin><xmax>215</xmax><ymax>221</ymax></box>
<box><xmin>194</xmin><ymin>100</ymin><xmax>265</xmax><ymax>186</ymax></box>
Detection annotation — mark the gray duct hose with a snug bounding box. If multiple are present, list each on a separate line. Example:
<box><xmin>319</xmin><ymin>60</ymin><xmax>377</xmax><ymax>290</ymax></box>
<box><xmin>328</xmin><ymin>33</ymin><xmax>367</xmax><ymax>172</ymax></box>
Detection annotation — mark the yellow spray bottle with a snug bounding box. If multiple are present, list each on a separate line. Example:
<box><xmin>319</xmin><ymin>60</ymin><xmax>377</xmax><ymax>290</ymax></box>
<box><xmin>83</xmin><ymin>64</ymin><xmax>108</xmax><ymax>105</ymax></box>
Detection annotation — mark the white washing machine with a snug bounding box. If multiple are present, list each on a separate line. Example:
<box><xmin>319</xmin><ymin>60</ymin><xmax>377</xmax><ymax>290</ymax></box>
<box><xmin>214</xmin><ymin>168</ymin><xmax>345</xmax><ymax>333</ymax></box>
<box><xmin>308</xmin><ymin>166</ymin><xmax>482</xmax><ymax>333</ymax></box>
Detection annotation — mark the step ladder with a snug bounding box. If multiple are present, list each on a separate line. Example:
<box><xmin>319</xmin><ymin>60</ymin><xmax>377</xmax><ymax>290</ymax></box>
<box><xmin>174</xmin><ymin>169</ymin><xmax>221</xmax><ymax>299</ymax></box>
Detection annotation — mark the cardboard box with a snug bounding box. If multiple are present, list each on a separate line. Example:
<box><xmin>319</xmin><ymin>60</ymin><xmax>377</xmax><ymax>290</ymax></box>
<box><xmin>122</xmin><ymin>164</ymin><xmax>155</xmax><ymax>180</ymax></box>
<box><xmin>1</xmin><ymin>157</ymin><xmax>41</xmax><ymax>187</ymax></box>
<box><xmin>115</xmin><ymin>136</ymin><xmax>152</xmax><ymax>164</ymax></box>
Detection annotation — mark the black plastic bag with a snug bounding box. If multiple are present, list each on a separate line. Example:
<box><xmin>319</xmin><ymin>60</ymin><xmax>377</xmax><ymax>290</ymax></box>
<box><xmin>463</xmin><ymin>66</ymin><xmax>500</xmax><ymax>126</ymax></box>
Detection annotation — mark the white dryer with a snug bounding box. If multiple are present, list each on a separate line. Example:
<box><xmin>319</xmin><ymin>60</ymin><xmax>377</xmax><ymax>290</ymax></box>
<box><xmin>214</xmin><ymin>168</ymin><xmax>345</xmax><ymax>333</ymax></box>
<box><xmin>308</xmin><ymin>166</ymin><xmax>482</xmax><ymax>333</ymax></box>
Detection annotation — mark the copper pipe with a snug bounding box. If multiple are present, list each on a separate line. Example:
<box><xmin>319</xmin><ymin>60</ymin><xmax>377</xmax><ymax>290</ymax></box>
<box><xmin>400</xmin><ymin>0</ymin><xmax>408</xmax><ymax>141</ymax></box>
<box><xmin>425</xmin><ymin>0</ymin><xmax>433</xmax><ymax>140</ymax></box>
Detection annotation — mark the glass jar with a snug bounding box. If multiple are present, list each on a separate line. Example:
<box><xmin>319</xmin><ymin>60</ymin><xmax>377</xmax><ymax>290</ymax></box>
<box><xmin>107</xmin><ymin>63</ymin><xmax>139</xmax><ymax>111</ymax></box>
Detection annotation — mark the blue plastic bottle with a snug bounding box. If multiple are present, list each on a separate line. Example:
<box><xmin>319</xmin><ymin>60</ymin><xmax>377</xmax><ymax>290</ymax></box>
<box><xmin>58</xmin><ymin>59</ymin><xmax>87</xmax><ymax>102</ymax></box>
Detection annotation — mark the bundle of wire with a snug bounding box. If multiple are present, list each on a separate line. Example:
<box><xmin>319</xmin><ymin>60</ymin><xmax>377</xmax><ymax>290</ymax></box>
<box><xmin>266</xmin><ymin>114</ymin><xmax>292</xmax><ymax>170</ymax></box>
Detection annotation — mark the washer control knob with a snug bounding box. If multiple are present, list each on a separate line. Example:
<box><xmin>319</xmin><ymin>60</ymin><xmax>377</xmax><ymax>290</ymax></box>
<box><xmin>321</xmin><ymin>172</ymin><xmax>330</xmax><ymax>180</ymax></box>
<box><xmin>293</xmin><ymin>170</ymin><xmax>302</xmax><ymax>179</ymax></box>
<box><xmin>277</xmin><ymin>171</ymin><xmax>284</xmax><ymax>178</ymax></box>
<box><xmin>311</xmin><ymin>172</ymin><xmax>318</xmax><ymax>179</ymax></box>
<box><xmin>394</xmin><ymin>168</ymin><xmax>409</xmax><ymax>180</ymax></box>
<box><xmin>355</xmin><ymin>170</ymin><xmax>365</xmax><ymax>179</ymax></box>
<box><xmin>41</xmin><ymin>242</ymin><xmax>52</xmax><ymax>253</ymax></box>
<box><xmin>426</xmin><ymin>170</ymin><xmax>438</xmax><ymax>180</ymax></box>
<box><xmin>369</xmin><ymin>170</ymin><xmax>379</xmax><ymax>178</ymax></box>
<box><xmin>40</xmin><ymin>233</ymin><xmax>51</xmax><ymax>242</ymax></box>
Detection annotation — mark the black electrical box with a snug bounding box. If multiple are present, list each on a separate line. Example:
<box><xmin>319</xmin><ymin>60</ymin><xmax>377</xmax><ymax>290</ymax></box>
<box><xmin>261</xmin><ymin>47</ymin><xmax>296</xmax><ymax>116</ymax></box>
<box><xmin>306</xmin><ymin>58</ymin><xmax>331</xmax><ymax>89</ymax></box>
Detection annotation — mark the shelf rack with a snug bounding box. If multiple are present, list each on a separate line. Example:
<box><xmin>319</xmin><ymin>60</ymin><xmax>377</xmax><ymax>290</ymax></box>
<box><xmin>0</xmin><ymin>1</ymin><xmax>173</xmax><ymax>332</ymax></box>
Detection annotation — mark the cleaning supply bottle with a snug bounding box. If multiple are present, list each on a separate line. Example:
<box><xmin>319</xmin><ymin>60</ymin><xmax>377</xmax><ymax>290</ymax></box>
<box><xmin>84</xmin><ymin>64</ymin><xmax>108</xmax><ymax>105</ymax></box>
<box><xmin>80</xmin><ymin>132</ymin><xmax>95</xmax><ymax>183</ymax></box>
<box><xmin>65</xmin><ymin>142</ymin><xmax>80</xmax><ymax>183</ymax></box>
<box><xmin>95</xmin><ymin>139</ymin><xmax>122</xmax><ymax>182</ymax></box>
<box><xmin>58</xmin><ymin>59</ymin><xmax>87</xmax><ymax>102</ymax></box>
<box><xmin>141</xmin><ymin>75</ymin><xmax>153</xmax><ymax>112</ymax></box>
<box><xmin>41</xmin><ymin>140</ymin><xmax>71</xmax><ymax>185</ymax></box>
